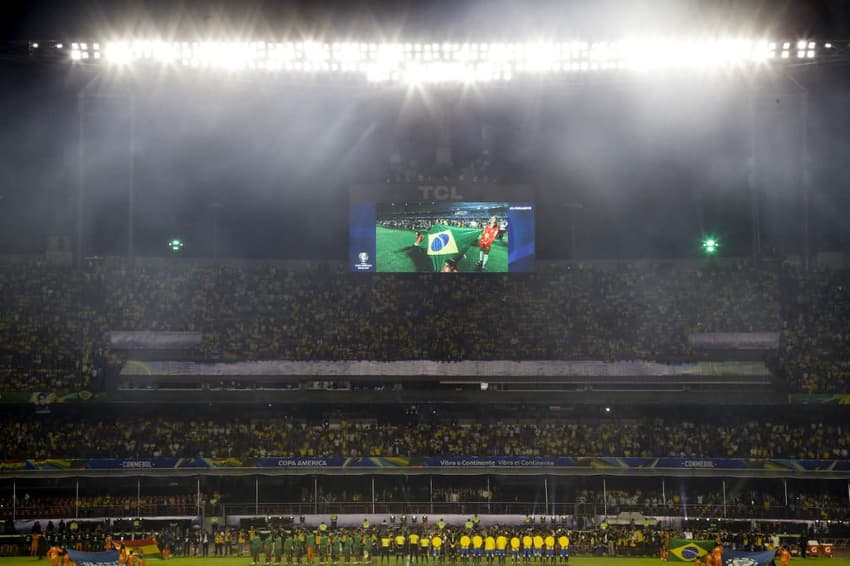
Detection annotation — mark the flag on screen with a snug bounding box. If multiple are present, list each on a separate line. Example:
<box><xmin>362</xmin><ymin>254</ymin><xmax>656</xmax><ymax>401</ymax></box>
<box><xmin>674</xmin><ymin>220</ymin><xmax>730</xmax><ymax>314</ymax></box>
<box><xmin>723</xmin><ymin>549</ymin><xmax>777</xmax><ymax>566</ymax></box>
<box><xmin>427</xmin><ymin>229</ymin><xmax>460</xmax><ymax>256</ymax></box>
<box><xmin>669</xmin><ymin>539</ymin><xmax>716</xmax><ymax>562</ymax></box>
<box><xmin>66</xmin><ymin>549</ymin><xmax>119</xmax><ymax>566</ymax></box>
<box><xmin>425</xmin><ymin>224</ymin><xmax>483</xmax><ymax>272</ymax></box>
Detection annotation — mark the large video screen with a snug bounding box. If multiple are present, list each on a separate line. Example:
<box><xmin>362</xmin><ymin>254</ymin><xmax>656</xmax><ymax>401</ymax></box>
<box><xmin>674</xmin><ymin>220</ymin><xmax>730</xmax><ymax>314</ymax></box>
<box><xmin>350</xmin><ymin>201</ymin><xmax>535</xmax><ymax>273</ymax></box>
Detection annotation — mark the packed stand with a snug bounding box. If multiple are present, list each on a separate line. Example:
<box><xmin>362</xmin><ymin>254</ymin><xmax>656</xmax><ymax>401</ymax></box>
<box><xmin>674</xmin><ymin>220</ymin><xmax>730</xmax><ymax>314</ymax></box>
<box><xmin>98</xmin><ymin>262</ymin><xmax>781</xmax><ymax>362</ymax></box>
<box><xmin>11</xmin><ymin>258</ymin><xmax>850</xmax><ymax>394</ymax></box>
<box><xmin>1</xmin><ymin>414</ymin><xmax>847</xmax><ymax>460</ymax></box>
<box><xmin>4</xmin><ymin>494</ymin><xmax>197</xmax><ymax>519</ymax></box>
<box><xmin>779</xmin><ymin>267</ymin><xmax>850</xmax><ymax>393</ymax></box>
<box><xmin>0</xmin><ymin>260</ymin><xmax>108</xmax><ymax>395</ymax></box>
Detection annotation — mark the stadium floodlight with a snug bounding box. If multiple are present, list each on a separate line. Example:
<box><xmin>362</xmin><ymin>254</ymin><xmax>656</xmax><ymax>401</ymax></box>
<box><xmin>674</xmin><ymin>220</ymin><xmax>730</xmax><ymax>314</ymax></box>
<box><xmin>105</xmin><ymin>41</ymin><xmax>131</xmax><ymax>65</ymax></box>
<box><xmin>64</xmin><ymin>37</ymin><xmax>822</xmax><ymax>83</ymax></box>
<box><xmin>701</xmin><ymin>237</ymin><xmax>719</xmax><ymax>255</ymax></box>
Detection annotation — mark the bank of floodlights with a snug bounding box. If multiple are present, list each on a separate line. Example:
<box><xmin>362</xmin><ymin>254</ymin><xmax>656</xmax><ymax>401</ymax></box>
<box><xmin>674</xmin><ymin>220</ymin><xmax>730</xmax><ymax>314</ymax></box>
<box><xmin>60</xmin><ymin>38</ymin><xmax>825</xmax><ymax>83</ymax></box>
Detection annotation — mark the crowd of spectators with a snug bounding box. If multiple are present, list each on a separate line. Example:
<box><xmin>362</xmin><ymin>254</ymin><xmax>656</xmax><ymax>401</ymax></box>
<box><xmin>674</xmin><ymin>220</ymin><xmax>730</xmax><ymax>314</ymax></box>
<box><xmin>0</xmin><ymin>261</ymin><xmax>105</xmax><ymax>395</ymax></box>
<box><xmin>2</xmin><ymin>258</ymin><xmax>849</xmax><ymax>394</ymax></box>
<box><xmin>1</xmin><ymin>414</ymin><xmax>847</xmax><ymax>460</ymax></box>
<box><xmin>574</xmin><ymin>489</ymin><xmax>848</xmax><ymax>521</ymax></box>
<box><xmin>3</xmin><ymin>486</ymin><xmax>848</xmax><ymax>522</ymax></box>
<box><xmin>302</xmin><ymin>484</ymin><xmax>849</xmax><ymax>521</ymax></box>
<box><xmin>779</xmin><ymin>267</ymin><xmax>850</xmax><ymax>393</ymax></box>
<box><xmin>4</xmin><ymin>494</ymin><xmax>197</xmax><ymax>519</ymax></box>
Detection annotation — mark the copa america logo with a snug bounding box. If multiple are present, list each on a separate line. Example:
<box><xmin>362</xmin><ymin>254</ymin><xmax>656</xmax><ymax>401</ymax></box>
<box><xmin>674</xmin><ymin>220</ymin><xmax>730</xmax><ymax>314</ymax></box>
<box><xmin>358</xmin><ymin>252</ymin><xmax>369</xmax><ymax>263</ymax></box>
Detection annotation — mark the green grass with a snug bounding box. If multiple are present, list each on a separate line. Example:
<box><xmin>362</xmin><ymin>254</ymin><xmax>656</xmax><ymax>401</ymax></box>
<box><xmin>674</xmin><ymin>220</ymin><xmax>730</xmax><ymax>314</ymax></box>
<box><xmin>6</xmin><ymin>559</ymin><xmax>849</xmax><ymax>566</ymax></box>
<box><xmin>376</xmin><ymin>226</ymin><xmax>508</xmax><ymax>273</ymax></box>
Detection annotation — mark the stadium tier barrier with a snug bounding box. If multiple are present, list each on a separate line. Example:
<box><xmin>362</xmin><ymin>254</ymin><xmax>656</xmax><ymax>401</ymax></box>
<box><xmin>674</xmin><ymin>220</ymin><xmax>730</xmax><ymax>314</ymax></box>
<box><xmin>3</xmin><ymin>456</ymin><xmax>850</xmax><ymax>472</ymax></box>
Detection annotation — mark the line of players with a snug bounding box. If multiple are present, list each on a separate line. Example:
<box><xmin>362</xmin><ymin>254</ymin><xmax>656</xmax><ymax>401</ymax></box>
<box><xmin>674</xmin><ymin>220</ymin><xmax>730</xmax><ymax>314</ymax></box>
<box><xmin>248</xmin><ymin>528</ymin><xmax>569</xmax><ymax>566</ymax></box>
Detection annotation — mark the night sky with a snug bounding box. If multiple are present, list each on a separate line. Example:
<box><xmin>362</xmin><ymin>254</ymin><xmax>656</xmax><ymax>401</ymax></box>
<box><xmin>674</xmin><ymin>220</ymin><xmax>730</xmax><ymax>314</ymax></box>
<box><xmin>1</xmin><ymin>0</ymin><xmax>849</xmax><ymax>260</ymax></box>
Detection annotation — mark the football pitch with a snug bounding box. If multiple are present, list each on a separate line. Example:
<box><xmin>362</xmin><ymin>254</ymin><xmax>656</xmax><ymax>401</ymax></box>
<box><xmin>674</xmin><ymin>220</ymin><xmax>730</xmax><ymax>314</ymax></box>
<box><xmin>375</xmin><ymin>226</ymin><xmax>508</xmax><ymax>273</ymax></box>
<box><xmin>2</xmin><ymin>558</ymin><xmax>845</xmax><ymax>566</ymax></box>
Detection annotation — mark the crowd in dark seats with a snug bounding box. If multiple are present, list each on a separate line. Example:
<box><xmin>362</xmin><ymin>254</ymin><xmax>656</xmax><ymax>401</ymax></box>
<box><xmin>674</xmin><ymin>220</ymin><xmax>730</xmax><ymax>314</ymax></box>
<box><xmin>3</xmin><ymin>258</ymin><xmax>850</xmax><ymax>394</ymax></box>
<box><xmin>3</xmin><ymin>486</ymin><xmax>848</xmax><ymax>522</ymax></box>
<box><xmin>144</xmin><ymin>262</ymin><xmax>782</xmax><ymax>362</ymax></box>
<box><xmin>0</xmin><ymin>261</ymin><xmax>105</xmax><ymax>395</ymax></box>
<box><xmin>2</xmin><ymin>414</ymin><xmax>848</xmax><ymax>460</ymax></box>
<box><xmin>779</xmin><ymin>267</ymin><xmax>850</xmax><ymax>393</ymax></box>
<box><xmin>4</xmin><ymin>494</ymin><xmax>197</xmax><ymax>519</ymax></box>
<box><xmin>574</xmin><ymin>489</ymin><xmax>848</xmax><ymax>521</ymax></box>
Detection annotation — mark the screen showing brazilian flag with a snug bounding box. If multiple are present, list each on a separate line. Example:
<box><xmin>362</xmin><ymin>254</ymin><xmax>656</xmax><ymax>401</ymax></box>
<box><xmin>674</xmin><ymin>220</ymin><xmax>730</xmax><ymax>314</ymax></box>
<box><xmin>350</xmin><ymin>201</ymin><xmax>535</xmax><ymax>273</ymax></box>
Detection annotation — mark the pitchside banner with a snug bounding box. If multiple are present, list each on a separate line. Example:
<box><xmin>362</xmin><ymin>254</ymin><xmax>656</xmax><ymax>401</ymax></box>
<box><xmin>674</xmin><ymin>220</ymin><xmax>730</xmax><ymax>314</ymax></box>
<box><xmin>3</xmin><ymin>457</ymin><xmax>850</xmax><ymax>471</ymax></box>
<box><xmin>723</xmin><ymin>550</ymin><xmax>777</xmax><ymax>566</ymax></box>
<box><xmin>66</xmin><ymin>550</ymin><xmax>119</xmax><ymax>566</ymax></box>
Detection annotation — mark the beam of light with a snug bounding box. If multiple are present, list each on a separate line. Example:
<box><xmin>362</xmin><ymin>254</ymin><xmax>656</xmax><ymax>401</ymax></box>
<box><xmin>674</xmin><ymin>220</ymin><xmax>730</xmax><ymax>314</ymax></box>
<box><xmin>60</xmin><ymin>37</ymin><xmax>819</xmax><ymax>83</ymax></box>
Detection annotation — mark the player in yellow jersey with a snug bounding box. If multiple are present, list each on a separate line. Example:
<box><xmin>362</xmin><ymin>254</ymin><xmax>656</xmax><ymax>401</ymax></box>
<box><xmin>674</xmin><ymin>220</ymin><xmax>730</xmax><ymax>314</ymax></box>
<box><xmin>556</xmin><ymin>533</ymin><xmax>569</xmax><ymax>564</ymax></box>
<box><xmin>532</xmin><ymin>536</ymin><xmax>543</xmax><ymax>562</ymax></box>
<box><xmin>460</xmin><ymin>534</ymin><xmax>471</xmax><ymax>564</ymax></box>
<box><xmin>496</xmin><ymin>534</ymin><xmax>508</xmax><ymax>566</ymax></box>
<box><xmin>472</xmin><ymin>535</ymin><xmax>484</xmax><ymax>564</ymax></box>
<box><xmin>544</xmin><ymin>535</ymin><xmax>555</xmax><ymax>564</ymax></box>
<box><xmin>521</xmin><ymin>535</ymin><xmax>533</xmax><ymax>564</ymax></box>
<box><xmin>432</xmin><ymin>534</ymin><xmax>443</xmax><ymax>563</ymax></box>
<box><xmin>510</xmin><ymin>536</ymin><xmax>521</xmax><ymax>564</ymax></box>
<box><xmin>484</xmin><ymin>535</ymin><xmax>496</xmax><ymax>565</ymax></box>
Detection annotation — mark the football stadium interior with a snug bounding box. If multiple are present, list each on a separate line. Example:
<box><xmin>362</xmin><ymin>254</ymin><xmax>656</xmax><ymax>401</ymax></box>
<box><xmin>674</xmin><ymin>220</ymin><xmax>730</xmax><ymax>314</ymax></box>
<box><xmin>1</xmin><ymin>0</ymin><xmax>850</xmax><ymax>563</ymax></box>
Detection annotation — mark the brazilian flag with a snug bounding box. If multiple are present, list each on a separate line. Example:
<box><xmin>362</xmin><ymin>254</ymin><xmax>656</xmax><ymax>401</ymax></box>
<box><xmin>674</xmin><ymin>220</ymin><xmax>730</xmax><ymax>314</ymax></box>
<box><xmin>425</xmin><ymin>224</ymin><xmax>482</xmax><ymax>272</ymax></box>
<box><xmin>669</xmin><ymin>539</ymin><xmax>715</xmax><ymax>562</ymax></box>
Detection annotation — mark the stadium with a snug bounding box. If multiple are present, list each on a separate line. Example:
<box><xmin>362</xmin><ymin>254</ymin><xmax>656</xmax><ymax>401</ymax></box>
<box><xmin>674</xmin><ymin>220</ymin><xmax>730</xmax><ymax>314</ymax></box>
<box><xmin>0</xmin><ymin>2</ymin><xmax>849</xmax><ymax>566</ymax></box>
